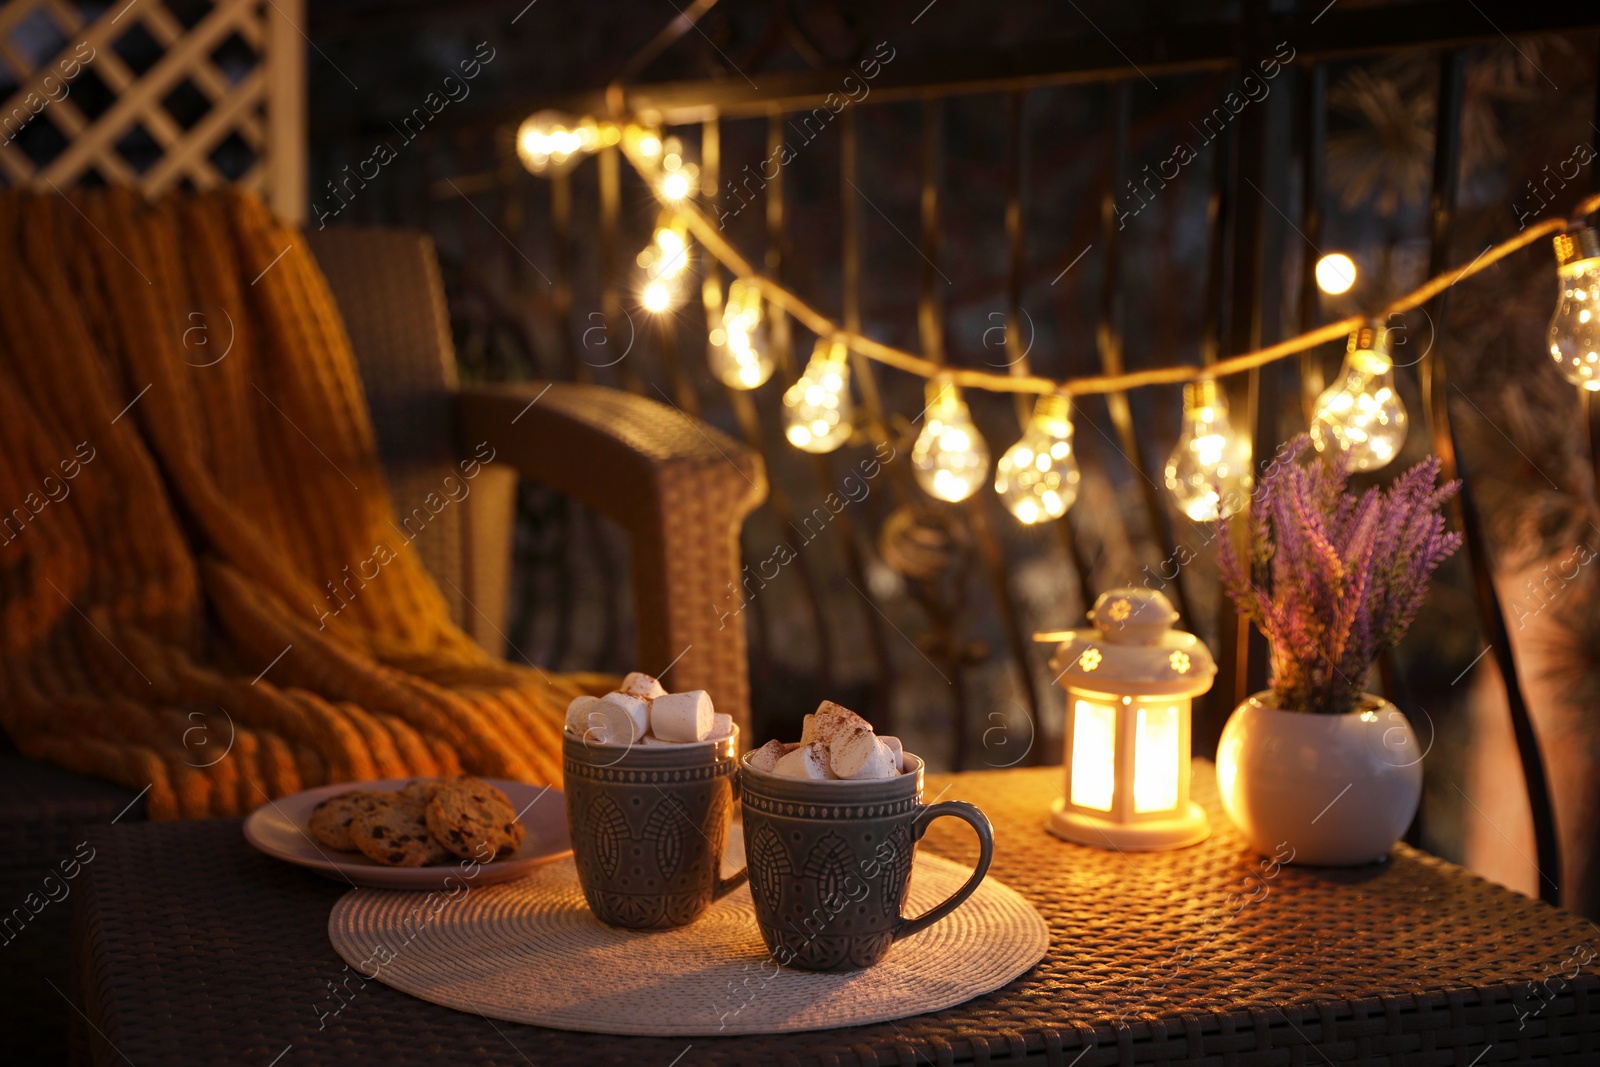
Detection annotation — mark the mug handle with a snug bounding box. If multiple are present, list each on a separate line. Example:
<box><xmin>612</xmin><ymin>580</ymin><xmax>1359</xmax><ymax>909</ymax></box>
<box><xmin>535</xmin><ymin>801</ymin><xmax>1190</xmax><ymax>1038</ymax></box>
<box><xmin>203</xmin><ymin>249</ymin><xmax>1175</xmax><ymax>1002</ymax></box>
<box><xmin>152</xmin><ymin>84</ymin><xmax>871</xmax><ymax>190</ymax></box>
<box><xmin>713</xmin><ymin>865</ymin><xmax>749</xmax><ymax>900</ymax></box>
<box><xmin>713</xmin><ymin>770</ymin><xmax>748</xmax><ymax>900</ymax></box>
<box><xmin>894</xmin><ymin>800</ymin><xmax>994</xmax><ymax>941</ymax></box>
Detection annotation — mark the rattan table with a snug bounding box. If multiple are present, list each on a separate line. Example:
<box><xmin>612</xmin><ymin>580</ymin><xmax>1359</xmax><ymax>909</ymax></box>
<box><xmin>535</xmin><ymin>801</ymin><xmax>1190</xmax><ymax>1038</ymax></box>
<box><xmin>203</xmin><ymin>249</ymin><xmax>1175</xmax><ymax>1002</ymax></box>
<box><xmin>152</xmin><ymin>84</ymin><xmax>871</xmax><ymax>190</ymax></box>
<box><xmin>68</xmin><ymin>763</ymin><xmax>1600</xmax><ymax>1066</ymax></box>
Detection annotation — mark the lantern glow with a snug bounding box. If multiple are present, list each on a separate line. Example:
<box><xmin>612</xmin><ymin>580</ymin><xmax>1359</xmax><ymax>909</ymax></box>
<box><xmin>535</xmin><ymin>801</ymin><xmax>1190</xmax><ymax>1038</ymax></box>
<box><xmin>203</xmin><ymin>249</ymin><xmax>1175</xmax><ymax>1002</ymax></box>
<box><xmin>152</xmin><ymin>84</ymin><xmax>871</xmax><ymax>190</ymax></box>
<box><xmin>1133</xmin><ymin>703</ymin><xmax>1181</xmax><ymax>812</ymax></box>
<box><xmin>1035</xmin><ymin>588</ymin><xmax>1214</xmax><ymax>851</ymax></box>
<box><xmin>1069</xmin><ymin>701</ymin><xmax>1117</xmax><ymax>812</ymax></box>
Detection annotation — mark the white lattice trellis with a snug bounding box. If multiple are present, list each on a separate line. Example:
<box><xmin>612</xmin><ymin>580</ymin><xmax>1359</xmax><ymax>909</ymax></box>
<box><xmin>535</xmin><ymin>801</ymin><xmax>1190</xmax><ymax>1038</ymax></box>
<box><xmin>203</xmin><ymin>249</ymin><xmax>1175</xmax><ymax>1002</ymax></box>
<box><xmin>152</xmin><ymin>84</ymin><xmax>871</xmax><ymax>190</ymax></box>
<box><xmin>0</xmin><ymin>0</ymin><xmax>304</xmax><ymax>221</ymax></box>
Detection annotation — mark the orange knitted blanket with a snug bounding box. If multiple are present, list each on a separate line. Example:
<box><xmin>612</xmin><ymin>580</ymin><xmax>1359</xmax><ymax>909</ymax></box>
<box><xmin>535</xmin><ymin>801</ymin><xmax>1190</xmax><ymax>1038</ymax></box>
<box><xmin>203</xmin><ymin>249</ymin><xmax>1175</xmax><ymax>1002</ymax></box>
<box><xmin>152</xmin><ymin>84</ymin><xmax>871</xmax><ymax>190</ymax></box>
<box><xmin>0</xmin><ymin>187</ymin><xmax>602</xmax><ymax>818</ymax></box>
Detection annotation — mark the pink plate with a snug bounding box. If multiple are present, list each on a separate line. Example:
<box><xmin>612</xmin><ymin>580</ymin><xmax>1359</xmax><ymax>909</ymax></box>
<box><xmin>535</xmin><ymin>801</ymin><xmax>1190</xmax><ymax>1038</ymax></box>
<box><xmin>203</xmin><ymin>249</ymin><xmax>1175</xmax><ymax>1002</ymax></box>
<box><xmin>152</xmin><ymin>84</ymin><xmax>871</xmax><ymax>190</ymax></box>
<box><xmin>243</xmin><ymin>778</ymin><xmax>570</xmax><ymax>890</ymax></box>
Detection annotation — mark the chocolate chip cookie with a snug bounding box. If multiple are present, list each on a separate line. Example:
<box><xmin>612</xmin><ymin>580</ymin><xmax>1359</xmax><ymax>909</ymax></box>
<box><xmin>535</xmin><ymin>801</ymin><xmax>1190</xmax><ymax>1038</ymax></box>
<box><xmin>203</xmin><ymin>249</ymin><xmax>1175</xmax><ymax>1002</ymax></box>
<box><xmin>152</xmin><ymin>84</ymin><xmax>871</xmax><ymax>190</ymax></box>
<box><xmin>349</xmin><ymin>793</ymin><xmax>453</xmax><ymax>867</ymax></box>
<box><xmin>401</xmin><ymin>778</ymin><xmax>444</xmax><ymax>804</ymax></box>
<box><xmin>308</xmin><ymin>790</ymin><xmax>385</xmax><ymax>851</ymax></box>
<box><xmin>425</xmin><ymin>777</ymin><xmax>526</xmax><ymax>860</ymax></box>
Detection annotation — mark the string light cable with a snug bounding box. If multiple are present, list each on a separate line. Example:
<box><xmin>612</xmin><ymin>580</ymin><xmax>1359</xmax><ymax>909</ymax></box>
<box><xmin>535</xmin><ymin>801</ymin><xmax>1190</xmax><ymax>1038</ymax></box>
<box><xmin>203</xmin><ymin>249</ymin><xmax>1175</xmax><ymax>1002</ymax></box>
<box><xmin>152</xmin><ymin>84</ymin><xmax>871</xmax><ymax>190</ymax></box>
<box><xmin>614</xmin><ymin>127</ymin><xmax>1600</xmax><ymax>399</ymax></box>
<box><xmin>509</xmin><ymin>114</ymin><xmax>1600</xmax><ymax>517</ymax></box>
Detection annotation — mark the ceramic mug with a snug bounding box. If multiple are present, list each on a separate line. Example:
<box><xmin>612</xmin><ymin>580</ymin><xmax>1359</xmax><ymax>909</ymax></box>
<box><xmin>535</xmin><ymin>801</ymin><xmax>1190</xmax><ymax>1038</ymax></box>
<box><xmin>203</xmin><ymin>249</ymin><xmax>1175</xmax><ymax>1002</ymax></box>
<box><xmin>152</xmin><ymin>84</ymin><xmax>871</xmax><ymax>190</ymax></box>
<box><xmin>563</xmin><ymin>727</ymin><xmax>747</xmax><ymax>929</ymax></box>
<box><xmin>739</xmin><ymin>751</ymin><xmax>994</xmax><ymax>971</ymax></box>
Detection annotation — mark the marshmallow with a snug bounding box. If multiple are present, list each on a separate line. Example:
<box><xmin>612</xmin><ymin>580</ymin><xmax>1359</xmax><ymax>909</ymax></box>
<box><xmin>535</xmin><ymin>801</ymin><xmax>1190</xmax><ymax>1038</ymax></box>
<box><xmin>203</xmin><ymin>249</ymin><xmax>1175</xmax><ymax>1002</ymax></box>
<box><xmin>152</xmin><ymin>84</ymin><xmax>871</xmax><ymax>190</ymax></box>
<box><xmin>566</xmin><ymin>692</ymin><xmax>646</xmax><ymax>746</ymax></box>
<box><xmin>582</xmin><ymin>721</ymin><xmax>633</xmax><ymax>747</ymax></box>
<box><xmin>800</xmin><ymin>713</ymin><xmax>820</xmax><ymax>745</ymax></box>
<box><xmin>564</xmin><ymin>695</ymin><xmax>600</xmax><ymax>735</ymax></box>
<box><xmin>773</xmin><ymin>741</ymin><xmax>834</xmax><ymax>780</ymax></box>
<box><xmin>782</xmin><ymin>698</ymin><xmax>904</xmax><ymax>778</ymax></box>
<box><xmin>747</xmin><ymin>738</ymin><xmax>788</xmax><ymax>773</ymax></box>
<box><xmin>619</xmin><ymin>671</ymin><xmax>668</xmax><ymax>701</ymax></box>
<box><xmin>711</xmin><ymin>712</ymin><xmax>734</xmax><ymax>739</ymax></box>
<box><xmin>650</xmin><ymin>690</ymin><xmax>714</xmax><ymax>742</ymax></box>
<box><xmin>600</xmin><ymin>692</ymin><xmax>650</xmax><ymax>740</ymax></box>
<box><xmin>816</xmin><ymin>699</ymin><xmax>863</xmax><ymax>720</ymax></box>
<box><xmin>806</xmin><ymin>700</ymin><xmax>872</xmax><ymax>747</ymax></box>
<box><xmin>829</xmin><ymin>725</ymin><xmax>897</xmax><ymax>780</ymax></box>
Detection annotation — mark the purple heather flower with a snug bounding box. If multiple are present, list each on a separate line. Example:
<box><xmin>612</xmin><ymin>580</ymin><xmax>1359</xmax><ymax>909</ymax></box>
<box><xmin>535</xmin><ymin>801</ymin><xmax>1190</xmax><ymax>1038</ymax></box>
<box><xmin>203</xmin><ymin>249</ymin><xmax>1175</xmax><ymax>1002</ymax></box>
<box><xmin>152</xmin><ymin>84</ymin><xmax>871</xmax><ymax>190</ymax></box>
<box><xmin>1216</xmin><ymin>436</ymin><xmax>1462</xmax><ymax>715</ymax></box>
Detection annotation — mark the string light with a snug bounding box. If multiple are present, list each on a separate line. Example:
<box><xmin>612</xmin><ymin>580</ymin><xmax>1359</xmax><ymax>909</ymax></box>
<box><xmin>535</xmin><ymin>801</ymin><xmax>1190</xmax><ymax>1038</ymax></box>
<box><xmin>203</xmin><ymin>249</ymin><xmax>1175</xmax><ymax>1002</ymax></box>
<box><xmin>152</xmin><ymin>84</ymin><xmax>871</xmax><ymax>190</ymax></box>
<box><xmin>995</xmin><ymin>392</ymin><xmax>1080</xmax><ymax>524</ymax></box>
<box><xmin>708</xmin><ymin>279</ymin><xmax>773</xmax><ymax>389</ymax></box>
<box><xmin>640</xmin><ymin>281</ymin><xmax>676</xmax><ymax>313</ymax></box>
<box><xmin>1309</xmin><ymin>324</ymin><xmax>1408</xmax><ymax>471</ymax></box>
<box><xmin>1164</xmin><ymin>378</ymin><xmax>1252</xmax><ymax>521</ymax></box>
<box><xmin>608</xmin><ymin>125</ymin><xmax>1600</xmax><ymax>407</ymax></box>
<box><xmin>623</xmin><ymin>123</ymin><xmax>663</xmax><ymax>162</ymax></box>
<box><xmin>515</xmin><ymin>111</ymin><xmax>600</xmax><ymax>175</ymax></box>
<box><xmin>783</xmin><ymin>338</ymin><xmax>854</xmax><ymax>453</ymax></box>
<box><xmin>1315</xmin><ymin>253</ymin><xmax>1358</xmax><ymax>295</ymax></box>
<box><xmin>655</xmin><ymin>136</ymin><xmax>700</xmax><ymax>203</ymax></box>
<box><xmin>1549</xmin><ymin>226</ymin><xmax>1600</xmax><ymax>391</ymax></box>
<box><xmin>913</xmin><ymin>377</ymin><xmax>990</xmax><ymax>503</ymax></box>
<box><xmin>573</xmin><ymin>126</ymin><xmax>1600</xmax><ymax>491</ymax></box>
<box><xmin>637</xmin><ymin>213</ymin><xmax>691</xmax><ymax>313</ymax></box>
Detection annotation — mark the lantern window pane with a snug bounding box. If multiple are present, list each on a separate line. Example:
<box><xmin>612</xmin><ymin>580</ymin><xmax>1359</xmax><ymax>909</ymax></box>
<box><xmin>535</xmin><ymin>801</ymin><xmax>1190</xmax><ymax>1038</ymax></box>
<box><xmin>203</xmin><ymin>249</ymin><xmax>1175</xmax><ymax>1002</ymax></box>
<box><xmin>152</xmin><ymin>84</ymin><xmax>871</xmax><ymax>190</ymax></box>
<box><xmin>1070</xmin><ymin>699</ymin><xmax>1116</xmax><ymax>812</ymax></box>
<box><xmin>1133</xmin><ymin>703</ymin><xmax>1181</xmax><ymax>813</ymax></box>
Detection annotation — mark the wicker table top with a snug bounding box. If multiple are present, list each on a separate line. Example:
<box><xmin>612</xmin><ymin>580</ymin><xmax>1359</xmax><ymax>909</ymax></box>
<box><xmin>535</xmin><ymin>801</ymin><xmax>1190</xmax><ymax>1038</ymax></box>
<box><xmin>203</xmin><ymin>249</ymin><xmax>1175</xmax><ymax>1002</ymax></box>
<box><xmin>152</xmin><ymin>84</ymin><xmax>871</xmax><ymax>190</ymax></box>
<box><xmin>70</xmin><ymin>763</ymin><xmax>1600</xmax><ymax>1066</ymax></box>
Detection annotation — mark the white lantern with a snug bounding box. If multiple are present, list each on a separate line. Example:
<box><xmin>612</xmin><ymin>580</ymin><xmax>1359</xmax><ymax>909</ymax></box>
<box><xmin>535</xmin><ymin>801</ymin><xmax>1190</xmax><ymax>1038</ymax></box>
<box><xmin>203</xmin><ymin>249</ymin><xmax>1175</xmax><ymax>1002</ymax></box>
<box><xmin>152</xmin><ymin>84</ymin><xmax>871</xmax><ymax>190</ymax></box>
<box><xmin>1034</xmin><ymin>588</ymin><xmax>1213</xmax><ymax>850</ymax></box>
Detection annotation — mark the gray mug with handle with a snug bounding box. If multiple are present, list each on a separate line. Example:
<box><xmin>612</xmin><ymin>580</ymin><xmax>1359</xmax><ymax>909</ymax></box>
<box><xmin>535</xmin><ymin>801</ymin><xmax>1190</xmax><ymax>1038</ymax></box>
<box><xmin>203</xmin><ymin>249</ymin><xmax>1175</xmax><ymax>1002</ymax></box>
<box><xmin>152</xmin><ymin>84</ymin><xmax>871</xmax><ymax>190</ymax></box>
<box><xmin>738</xmin><ymin>750</ymin><xmax>994</xmax><ymax>971</ymax></box>
<box><xmin>564</xmin><ymin>726</ymin><xmax>747</xmax><ymax>929</ymax></box>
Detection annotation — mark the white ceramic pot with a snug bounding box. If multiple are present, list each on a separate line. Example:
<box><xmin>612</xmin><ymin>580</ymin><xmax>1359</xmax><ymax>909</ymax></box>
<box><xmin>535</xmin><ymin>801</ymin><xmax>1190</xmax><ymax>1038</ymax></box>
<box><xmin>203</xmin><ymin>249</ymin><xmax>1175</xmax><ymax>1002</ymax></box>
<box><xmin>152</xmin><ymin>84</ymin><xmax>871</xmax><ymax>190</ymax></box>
<box><xmin>1215</xmin><ymin>691</ymin><xmax>1423</xmax><ymax>866</ymax></box>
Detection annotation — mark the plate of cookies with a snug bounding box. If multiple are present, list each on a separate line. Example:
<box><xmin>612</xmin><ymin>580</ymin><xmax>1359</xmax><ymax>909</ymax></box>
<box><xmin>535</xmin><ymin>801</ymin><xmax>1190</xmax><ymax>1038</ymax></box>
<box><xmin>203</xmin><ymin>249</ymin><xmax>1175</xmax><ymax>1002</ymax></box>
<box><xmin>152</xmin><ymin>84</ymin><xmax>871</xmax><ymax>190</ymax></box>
<box><xmin>243</xmin><ymin>776</ymin><xmax>570</xmax><ymax>890</ymax></box>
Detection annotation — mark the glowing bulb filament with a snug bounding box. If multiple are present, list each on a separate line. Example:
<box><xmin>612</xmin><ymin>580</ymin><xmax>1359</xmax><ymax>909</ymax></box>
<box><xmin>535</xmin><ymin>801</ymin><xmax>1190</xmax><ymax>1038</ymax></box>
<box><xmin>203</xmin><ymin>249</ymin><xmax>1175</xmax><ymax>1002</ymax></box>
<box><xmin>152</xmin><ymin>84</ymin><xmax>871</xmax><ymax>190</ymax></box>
<box><xmin>783</xmin><ymin>339</ymin><xmax>854</xmax><ymax>453</ymax></box>
<box><xmin>996</xmin><ymin>392</ymin><xmax>1080</xmax><ymax>524</ymax></box>
<box><xmin>635</xmin><ymin>213</ymin><xmax>691</xmax><ymax>313</ymax></box>
<box><xmin>1314</xmin><ymin>253</ymin><xmax>1357</xmax><ymax>295</ymax></box>
<box><xmin>913</xmin><ymin>378</ymin><xmax>989</xmax><ymax>503</ymax></box>
<box><xmin>1549</xmin><ymin>228</ymin><xmax>1600</xmax><ymax>391</ymax></box>
<box><xmin>653</xmin><ymin>135</ymin><xmax>700</xmax><ymax>202</ymax></box>
<box><xmin>515</xmin><ymin>111</ymin><xmax>599</xmax><ymax>175</ymax></box>
<box><xmin>1164</xmin><ymin>379</ymin><xmax>1252</xmax><ymax>521</ymax></box>
<box><xmin>641</xmin><ymin>280</ymin><xmax>675</xmax><ymax>313</ymax></box>
<box><xmin>1309</xmin><ymin>326</ymin><xmax>1408</xmax><ymax>471</ymax></box>
<box><xmin>707</xmin><ymin>279</ymin><xmax>773</xmax><ymax>390</ymax></box>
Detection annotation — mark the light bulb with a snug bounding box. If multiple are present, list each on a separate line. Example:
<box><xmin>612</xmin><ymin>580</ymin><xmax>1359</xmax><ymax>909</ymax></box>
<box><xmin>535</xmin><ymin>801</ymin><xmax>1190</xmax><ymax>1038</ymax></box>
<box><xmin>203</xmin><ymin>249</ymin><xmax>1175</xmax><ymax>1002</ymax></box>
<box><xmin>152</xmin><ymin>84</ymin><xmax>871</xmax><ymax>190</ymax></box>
<box><xmin>995</xmin><ymin>392</ymin><xmax>1080</xmax><ymax>524</ymax></box>
<box><xmin>912</xmin><ymin>377</ymin><xmax>990</xmax><ymax>503</ymax></box>
<box><xmin>638</xmin><ymin>215</ymin><xmax>690</xmax><ymax>282</ymax></box>
<box><xmin>1310</xmin><ymin>325</ymin><xmax>1408</xmax><ymax>471</ymax></box>
<box><xmin>654</xmin><ymin>226</ymin><xmax>688</xmax><ymax>274</ymax></box>
<box><xmin>784</xmin><ymin>339</ymin><xmax>854</xmax><ymax>453</ymax></box>
<box><xmin>1315</xmin><ymin>253</ymin><xmax>1357</xmax><ymax>295</ymax></box>
<box><xmin>1164</xmin><ymin>378</ymin><xmax>1252</xmax><ymax>521</ymax></box>
<box><xmin>655</xmin><ymin>136</ymin><xmax>700</xmax><ymax>202</ymax></box>
<box><xmin>515</xmin><ymin>110</ymin><xmax>598</xmax><ymax>175</ymax></box>
<box><xmin>636</xmin><ymin>215</ymin><xmax>690</xmax><ymax>313</ymax></box>
<box><xmin>641</xmin><ymin>279</ymin><xmax>678</xmax><ymax>313</ymax></box>
<box><xmin>1548</xmin><ymin>227</ymin><xmax>1600</xmax><ymax>391</ymax></box>
<box><xmin>707</xmin><ymin>279</ymin><xmax>772</xmax><ymax>389</ymax></box>
<box><xmin>660</xmin><ymin>170</ymin><xmax>692</xmax><ymax>201</ymax></box>
<box><xmin>623</xmin><ymin>124</ymin><xmax>663</xmax><ymax>161</ymax></box>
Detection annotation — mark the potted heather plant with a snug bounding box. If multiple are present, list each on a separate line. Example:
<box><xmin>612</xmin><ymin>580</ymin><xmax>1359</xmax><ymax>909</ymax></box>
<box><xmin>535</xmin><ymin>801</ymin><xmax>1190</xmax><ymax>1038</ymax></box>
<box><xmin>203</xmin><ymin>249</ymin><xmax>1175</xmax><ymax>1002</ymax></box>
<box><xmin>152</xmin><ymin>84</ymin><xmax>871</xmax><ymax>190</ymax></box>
<box><xmin>1214</xmin><ymin>436</ymin><xmax>1461</xmax><ymax>865</ymax></box>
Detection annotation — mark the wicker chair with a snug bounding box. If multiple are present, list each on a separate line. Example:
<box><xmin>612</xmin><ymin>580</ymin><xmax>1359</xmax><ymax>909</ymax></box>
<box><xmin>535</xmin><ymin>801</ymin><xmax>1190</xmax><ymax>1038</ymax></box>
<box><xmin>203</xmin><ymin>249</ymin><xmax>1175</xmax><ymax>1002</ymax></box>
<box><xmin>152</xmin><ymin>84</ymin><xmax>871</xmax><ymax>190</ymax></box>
<box><xmin>0</xmin><ymin>227</ymin><xmax>765</xmax><ymax>1062</ymax></box>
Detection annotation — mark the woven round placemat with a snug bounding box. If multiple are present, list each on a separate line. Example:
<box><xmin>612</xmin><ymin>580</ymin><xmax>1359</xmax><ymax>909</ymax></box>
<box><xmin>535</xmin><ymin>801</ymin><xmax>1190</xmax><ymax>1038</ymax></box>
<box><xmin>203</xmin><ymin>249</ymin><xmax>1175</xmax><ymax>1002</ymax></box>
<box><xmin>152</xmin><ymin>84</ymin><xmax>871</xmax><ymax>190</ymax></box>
<box><xmin>327</xmin><ymin>850</ymin><xmax>1048</xmax><ymax>1036</ymax></box>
